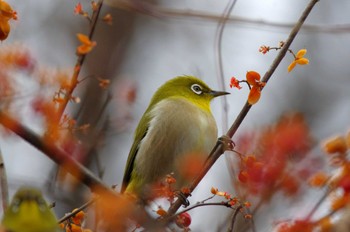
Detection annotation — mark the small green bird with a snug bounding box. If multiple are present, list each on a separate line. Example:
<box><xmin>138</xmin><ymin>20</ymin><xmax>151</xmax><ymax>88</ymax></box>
<box><xmin>121</xmin><ymin>76</ymin><xmax>229</xmax><ymax>198</ymax></box>
<box><xmin>1</xmin><ymin>187</ymin><xmax>59</xmax><ymax>232</ymax></box>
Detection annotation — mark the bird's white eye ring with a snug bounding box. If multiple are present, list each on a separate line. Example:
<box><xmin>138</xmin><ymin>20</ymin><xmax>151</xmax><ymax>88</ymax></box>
<box><xmin>191</xmin><ymin>84</ymin><xmax>203</xmax><ymax>95</ymax></box>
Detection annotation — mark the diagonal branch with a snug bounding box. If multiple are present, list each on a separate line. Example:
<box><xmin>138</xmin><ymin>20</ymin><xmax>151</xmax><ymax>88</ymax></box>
<box><xmin>58</xmin><ymin>198</ymin><xmax>96</xmax><ymax>223</ymax></box>
<box><xmin>0</xmin><ymin>111</ymin><xmax>159</xmax><ymax>229</ymax></box>
<box><xmin>110</xmin><ymin>0</ymin><xmax>342</xmax><ymax>33</ymax></box>
<box><xmin>0</xmin><ymin>111</ymin><xmax>110</xmax><ymax>191</ymax></box>
<box><xmin>165</xmin><ymin>0</ymin><xmax>319</xmax><ymax>218</ymax></box>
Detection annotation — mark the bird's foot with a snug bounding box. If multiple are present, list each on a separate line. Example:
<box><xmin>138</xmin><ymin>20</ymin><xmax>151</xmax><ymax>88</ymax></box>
<box><xmin>218</xmin><ymin>135</ymin><xmax>235</xmax><ymax>152</ymax></box>
<box><xmin>175</xmin><ymin>191</ymin><xmax>190</xmax><ymax>207</ymax></box>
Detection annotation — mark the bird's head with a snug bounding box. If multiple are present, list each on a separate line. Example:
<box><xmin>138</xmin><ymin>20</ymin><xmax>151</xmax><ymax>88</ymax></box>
<box><xmin>150</xmin><ymin>75</ymin><xmax>229</xmax><ymax>111</ymax></box>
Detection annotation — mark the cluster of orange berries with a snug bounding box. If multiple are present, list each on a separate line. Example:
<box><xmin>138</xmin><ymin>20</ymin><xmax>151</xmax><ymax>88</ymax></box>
<box><xmin>211</xmin><ymin>187</ymin><xmax>252</xmax><ymax>219</ymax></box>
<box><xmin>309</xmin><ymin>132</ymin><xmax>350</xmax><ymax>211</ymax></box>
<box><xmin>74</xmin><ymin>2</ymin><xmax>112</xmax><ymax>55</ymax></box>
<box><xmin>259</xmin><ymin>42</ymin><xmax>309</xmax><ymax>72</ymax></box>
<box><xmin>230</xmin><ymin>71</ymin><xmax>265</xmax><ymax>105</ymax></box>
<box><xmin>276</xmin><ymin>131</ymin><xmax>350</xmax><ymax>232</ymax></box>
<box><xmin>60</xmin><ymin>209</ymin><xmax>92</xmax><ymax>232</ymax></box>
<box><xmin>237</xmin><ymin>114</ymin><xmax>312</xmax><ymax>198</ymax></box>
<box><xmin>155</xmin><ymin>206</ymin><xmax>192</xmax><ymax>230</ymax></box>
<box><xmin>230</xmin><ymin>43</ymin><xmax>310</xmax><ymax>105</ymax></box>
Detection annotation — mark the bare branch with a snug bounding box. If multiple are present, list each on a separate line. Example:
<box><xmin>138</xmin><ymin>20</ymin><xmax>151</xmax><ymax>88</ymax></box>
<box><xmin>165</xmin><ymin>0</ymin><xmax>319</xmax><ymax>219</ymax></box>
<box><xmin>215</xmin><ymin>0</ymin><xmax>238</xmax><ymax>132</ymax></box>
<box><xmin>58</xmin><ymin>198</ymin><xmax>95</xmax><ymax>223</ymax></box>
<box><xmin>0</xmin><ymin>111</ymin><xmax>109</xmax><ymax>190</ymax></box>
<box><xmin>228</xmin><ymin>205</ymin><xmax>244</xmax><ymax>232</ymax></box>
<box><xmin>0</xmin><ymin>111</ymin><xmax>160</xmax><ymax>230</ymax></box>
<box><xmin>108</xmin><ymin>0</ymin><xmax>344</xmax><ymax>33</ymax></box>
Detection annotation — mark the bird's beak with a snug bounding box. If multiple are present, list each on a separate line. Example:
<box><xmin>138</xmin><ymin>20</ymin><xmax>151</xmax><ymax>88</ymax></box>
<box><xmin>209</xmin><ymin>90</ymin><xmax>230</xmax><ymax>97</ymax></box>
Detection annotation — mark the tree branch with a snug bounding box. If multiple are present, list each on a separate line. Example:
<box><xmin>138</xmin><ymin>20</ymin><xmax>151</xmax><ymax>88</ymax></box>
<box><xmin>165</xmin><ymin>0</ymin><xmax>319</xmax><ymax>218</ymax></box>
<box><xmin>0</xmin><ymin>111</ymin><xmax>110</xmax><ymax>191</ymax></box>
<box><xmin>109</xmin><ymin>0</ymin><xmax>342</xmax><ymax>33</ymax></box>
<box><xmin>58</xmin><ymin>198</ymin><xmax>95</xmax><ymax>223</ymax></box>
<box><xmin>0</xmin><ymin>111</ymin><xmax>159</xmax><ymax>229</ymax></box>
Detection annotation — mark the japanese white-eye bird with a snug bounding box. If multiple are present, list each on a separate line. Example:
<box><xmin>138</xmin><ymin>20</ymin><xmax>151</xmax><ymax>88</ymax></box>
<box><xmin>121</xmin><ymin>76</ymin><xmax>229</xmax><ymax>198</ymax></box>
<box><xmin>1</xmin><ymin>187</ymin><xmax>59</xmax><ymax>232</ymax></box>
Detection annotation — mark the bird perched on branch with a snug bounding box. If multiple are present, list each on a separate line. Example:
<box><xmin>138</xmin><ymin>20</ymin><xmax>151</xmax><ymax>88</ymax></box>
<box><xmin>121</xmin><ymin>76</ymin><xmax>229</xmax><ymax>199</ymax></box>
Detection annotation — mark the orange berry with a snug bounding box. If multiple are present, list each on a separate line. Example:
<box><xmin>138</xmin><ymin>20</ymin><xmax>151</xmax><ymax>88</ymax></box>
<box><xmin>71</xmin><ymin>209</ymin><xmax>85</xmax><ymax>225</ymax></box>
<box><xmin>246</xmin><ymin>71</ymin><xmax>261</xmax><ymax>85</ymax></box>
<box><xmin>165</xmin><ymin>175</ymin><xmax>176</xmax><ymax>184</ymax></box>
<box><xmin>244</xmin><ymin>214</ymin><xmax>252</xmax><ymax>219</ymax></box>
<box><xmin>244</xmin><ymin>155</ymin><xmax>256</xmax><ymax>168</ymax></box>
<box><xmin>73</xmin><ymin>209</ymin><xmax>85</xmax><ymax>221</ymax></box>
<box><xmin>229</xmin><ymin>77</ymin><xmax>242</xmax><ymax>89</ymax></box>
<box><xmin>244</xmin><ymin>201</ymin><xmax>251</xmax><ymax>208</ymax></box>
<box><xmin>0</xmin><ymin>20</ymin><xmax>10</xmax><ymax>41</ymax></box>
<box><xmin>238</xmin><ymin>170</ymin><xmax>248</xmax><ymax>183</ymax></box>
<box><xmin>318</xmin><ymin>217</ymin><xmax>332</xmax><ymax>232</ymax></box>
<box><xmin>281</xmin><ymin>175</ymin><xmax>299</xmax><ymax>195</ymax></box>
<box><xmin>339</xmin><ymin>176</ymin><xmax>350</xmax><ymax>193</ymax></box>
<box><xmin>156</xmin><ymin>207</ymin><xmax>167</xmax><ymax>217</ymax></box>
<box><xmin>176</xmin><ymin>212</ymin><xmax>191</xmax><ymax>228</ymax></box>
<box><xmin>308</xmin><ymin>172</ymin><xmax>328</xmax><ymax>187</ymax></box>
<box><xmin>248</xmin><ymin>86</ymin><xmax>261</xmax><ymax>105</ymax></box>
<box><xmin>70</xmin><ymin>224</ymin><xmax>82</xmax><ymax>232</ymax></box>
<box><xmin>228</xmin><ymin>198</ymin><xmax>238</xmax><ymax>206</ymax></box>
<box><xmin>210</xmin><ymin>187</ymin><xmax>218</xmax><ymax>195</ymax></box>
<box><xmin>248</xmin><ymin>162</ymin><xmax>263</xmax><ymax>182</ymax></box>
<box><xmin>323</xmin><ymin>136</ymin><xmax>347</xmax><ymax>154</ymax></box>
<box><xmin>331</xmin><ymin>195</ymin><xmax>350</xmax><ymax>211</ymax></box>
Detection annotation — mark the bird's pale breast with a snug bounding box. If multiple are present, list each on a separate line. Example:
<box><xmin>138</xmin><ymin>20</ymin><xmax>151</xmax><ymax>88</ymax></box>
<box><xmin>134</xmin><ymin>97</ymin><xmax>217</xmax><ymax>190</ymax></box>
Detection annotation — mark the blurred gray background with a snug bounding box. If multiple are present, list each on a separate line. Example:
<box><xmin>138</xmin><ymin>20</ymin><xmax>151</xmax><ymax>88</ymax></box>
<box><xmin>1</xmin><ymin>0</ymin><xmax>350</xmax><ymax>231</ymax></box>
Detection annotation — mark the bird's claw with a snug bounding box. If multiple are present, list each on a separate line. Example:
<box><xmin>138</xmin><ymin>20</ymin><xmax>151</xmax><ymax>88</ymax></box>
<box><xmin>218</xmin><ymin>135</ymin><xmax>235</xmax><ymax>152</ymax></box>
<box><xmin>175</xmin><ymin>191</ymin><xmax>190</xmax><ymax>207</ymax></box>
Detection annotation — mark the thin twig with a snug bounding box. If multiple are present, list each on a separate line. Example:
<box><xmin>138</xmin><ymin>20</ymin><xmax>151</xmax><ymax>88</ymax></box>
<box><xmin>214</xmin><ymin>0</ymin><xmax>244</xmax><ymax>202</ymax></box>
<box><xmin>0</xmin><ymin>148</ymin><xmax>9</xmax><ymax>213</ymax></box>
<box><xmin>165</xmin><ymin>0</ymin><xmax>319</xmax><ymax>219</ymax></box>
<box><xmin>248</xmin><ymin>209</ymin><xmax>256</xmax><ymax>232</ymax></box>
<box><xmin>166</xmin><ymin>201</ymin><xmax>235</xmax><ymax>222</ymax></box>
<box><xmin>56</xmin><ymin>0</ymin><xmax>104</xmax><ymax>120</ymax></box>
<box><xmin>314</xmin><ymin>208</ymin><xmax>338</xmax><ymax>225</ymax></box>
<box><xmin>58</xmin><ymin>198</ymin><xmax>96</xmax><ymax>223</ymax></box>
<box><xmin>250</xmin><ymin>198</ymin><xmax>264</xmax><ymax>216</ymax></box>
<box><xmin>109</xmin><ymin>0</ymin><xmax>344</xmax><ymax>34</ymax></box>
<box><xmin>215</xmin><ymin>0</ymin><xmax>237</xmax><ymax>131</ymax></box>
<box><xmin>305</xmin><ymin>187</ymin><xmax>332</xmax><ymax>221</ymax></box>
<box><xmin>228</xmin><ymin>205</ymin><xmax>243</xmax><ymax>232</ymax></box>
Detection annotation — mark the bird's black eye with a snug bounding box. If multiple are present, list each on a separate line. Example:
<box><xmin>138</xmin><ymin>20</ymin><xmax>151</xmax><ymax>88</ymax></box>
<box><xmin>191</xmin><ymin>84</ymin><xmax>203</xmax><ymax>95</ymax></box>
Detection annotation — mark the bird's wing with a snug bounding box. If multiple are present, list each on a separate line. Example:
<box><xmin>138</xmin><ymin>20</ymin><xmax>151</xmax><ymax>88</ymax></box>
<box><xmin>121</xmin><ymin>112</ymin><xmax>150</xmax><ymax>193</ymax></box>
